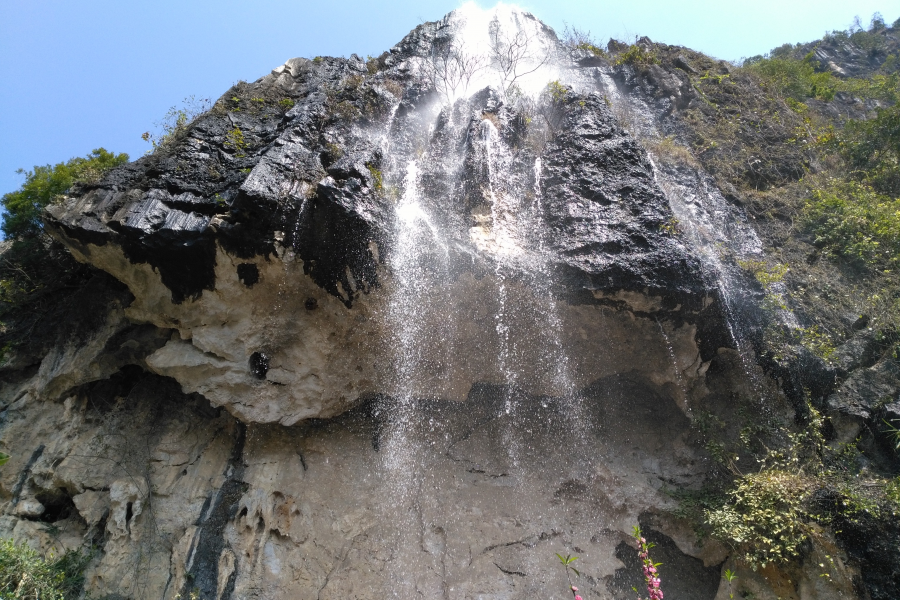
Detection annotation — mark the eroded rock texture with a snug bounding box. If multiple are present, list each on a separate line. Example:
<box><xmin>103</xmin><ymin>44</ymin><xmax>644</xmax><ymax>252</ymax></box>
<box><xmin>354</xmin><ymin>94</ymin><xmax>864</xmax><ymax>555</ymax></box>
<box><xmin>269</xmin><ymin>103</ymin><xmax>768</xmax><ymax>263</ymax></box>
<box><xmin>0</xmin><ymin>6</ymin><xmax>892</xmax><ymax>600</ymax></box>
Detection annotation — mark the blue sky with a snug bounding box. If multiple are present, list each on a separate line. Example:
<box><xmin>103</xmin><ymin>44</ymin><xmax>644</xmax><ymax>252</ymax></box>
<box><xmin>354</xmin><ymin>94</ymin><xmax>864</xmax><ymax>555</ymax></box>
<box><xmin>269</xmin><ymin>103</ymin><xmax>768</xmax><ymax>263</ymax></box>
<box><xmin>1</xmin><ymin>0</ymin><xmax>897</xmax><ymax>197</ymax></box>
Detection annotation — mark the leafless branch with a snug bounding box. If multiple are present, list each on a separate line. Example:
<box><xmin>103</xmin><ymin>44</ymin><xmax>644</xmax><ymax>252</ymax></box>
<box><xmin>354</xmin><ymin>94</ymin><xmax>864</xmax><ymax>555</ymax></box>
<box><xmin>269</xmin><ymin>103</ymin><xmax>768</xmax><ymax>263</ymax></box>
<box><xmin>426</xmin><ymin>35</ymin><xmax>486</xmax><ymax>104</ymax></box>
<box><xmin>488</xmin><ymin>19</ymin><xmax>551</xmax><ymax>94</ymax></box>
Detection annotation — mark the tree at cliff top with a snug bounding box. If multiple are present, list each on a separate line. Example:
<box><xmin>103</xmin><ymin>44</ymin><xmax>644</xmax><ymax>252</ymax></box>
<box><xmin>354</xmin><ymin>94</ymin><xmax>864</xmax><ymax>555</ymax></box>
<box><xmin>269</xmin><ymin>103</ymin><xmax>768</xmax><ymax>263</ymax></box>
<box><xmin>0</xmin><ymin>148</ymin><xmax>127</xmax><ymax>358</ymax></box>
<box><xmin>2</xmin><ymin>148</ymin><xmax>128</xmax><ymax>242</ymax></box>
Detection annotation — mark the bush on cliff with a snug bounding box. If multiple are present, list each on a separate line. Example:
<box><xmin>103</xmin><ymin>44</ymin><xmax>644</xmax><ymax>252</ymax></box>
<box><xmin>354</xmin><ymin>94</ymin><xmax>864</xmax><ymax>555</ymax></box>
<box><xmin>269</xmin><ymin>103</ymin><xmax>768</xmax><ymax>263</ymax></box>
<box><xmin>0</xmin><ymin>148</ymin><xmax>127</xmax><ymax>304</ymax></box>
<box><xmin>0</xmin><ymin>539</ymin><xmax>91</xmax><ymax>600</ymax></box>
<box><xmin>0</xmin><ymin>148</ymin><xmax>127</xmax><ymax>364</ymax></box>
<box><xmin>1</xmin><ymin>148</ymin><xmax>128</xmax><ymax>242</ymax></box>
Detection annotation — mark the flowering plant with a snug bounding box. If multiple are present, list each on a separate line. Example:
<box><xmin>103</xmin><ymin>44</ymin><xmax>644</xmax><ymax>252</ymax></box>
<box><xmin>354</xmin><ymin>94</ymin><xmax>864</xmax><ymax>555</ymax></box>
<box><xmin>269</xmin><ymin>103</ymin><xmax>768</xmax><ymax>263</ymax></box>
<box><xmin>555</xmin><ymin>553</ymin><xmax>583</xmax><ymax>600</ymax></box>
<box><xmin>632</xmin><ymin>526</ymin><xmax>664</xmax><ymax>600</ymax></box>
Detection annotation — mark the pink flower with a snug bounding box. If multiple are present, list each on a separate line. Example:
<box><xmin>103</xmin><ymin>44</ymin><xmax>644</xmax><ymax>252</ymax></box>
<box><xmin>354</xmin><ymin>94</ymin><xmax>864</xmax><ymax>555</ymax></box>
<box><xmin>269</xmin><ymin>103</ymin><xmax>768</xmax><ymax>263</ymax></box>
<box><xmin>571</xmin><ymin>586</ymin><xmax>578</xmax><ymax>592</ymax></box>
<box><xmin>575</xmin><ymin>596</ymin><xmax>582</xmax><ymax>600</ymax></box>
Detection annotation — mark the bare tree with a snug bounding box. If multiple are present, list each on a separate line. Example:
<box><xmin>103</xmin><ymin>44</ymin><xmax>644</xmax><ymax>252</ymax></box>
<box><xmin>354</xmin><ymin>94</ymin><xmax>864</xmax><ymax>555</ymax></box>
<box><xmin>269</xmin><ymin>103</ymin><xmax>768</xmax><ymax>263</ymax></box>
<box><xmin>488</xmin><ymin>18</ymin><xmax>551</xmax><ymax>95</ymax></box>
<box><xmin>426</xmin><ymin>35</ymin><xmax>486</xmax><ymax>105</ymax></box>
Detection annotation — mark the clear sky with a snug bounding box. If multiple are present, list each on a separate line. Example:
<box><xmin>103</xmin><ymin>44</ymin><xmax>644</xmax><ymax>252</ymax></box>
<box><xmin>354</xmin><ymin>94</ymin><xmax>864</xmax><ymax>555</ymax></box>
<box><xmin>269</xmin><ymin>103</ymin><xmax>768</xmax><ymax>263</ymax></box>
<box><xmin>1</xmin><ymin>0</ymin><xmax>897</xmax><ymax>197</ymax></box>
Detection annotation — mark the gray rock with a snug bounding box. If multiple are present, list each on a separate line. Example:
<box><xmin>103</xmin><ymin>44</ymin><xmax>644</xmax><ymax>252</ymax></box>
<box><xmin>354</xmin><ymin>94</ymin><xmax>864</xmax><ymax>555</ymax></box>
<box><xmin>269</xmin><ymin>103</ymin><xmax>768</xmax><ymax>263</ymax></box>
<box><xmin>827</xmin><ymin>357</ymin><xmax>900</xmax><ymax>443</ymax></box>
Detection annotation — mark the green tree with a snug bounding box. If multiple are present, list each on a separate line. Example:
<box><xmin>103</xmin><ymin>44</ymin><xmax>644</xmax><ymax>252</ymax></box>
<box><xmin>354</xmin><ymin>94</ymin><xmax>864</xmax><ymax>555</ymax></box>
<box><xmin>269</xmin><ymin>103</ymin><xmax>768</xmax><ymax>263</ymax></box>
<box><xmin>0</xmin><ymin>148</ymin><xmax>127</xmax><ymax>320</ymax></box>
<box><xmin>1</xmin><ymin>148</ymin><xmax>128</xmax><ymax>241</ymax></box>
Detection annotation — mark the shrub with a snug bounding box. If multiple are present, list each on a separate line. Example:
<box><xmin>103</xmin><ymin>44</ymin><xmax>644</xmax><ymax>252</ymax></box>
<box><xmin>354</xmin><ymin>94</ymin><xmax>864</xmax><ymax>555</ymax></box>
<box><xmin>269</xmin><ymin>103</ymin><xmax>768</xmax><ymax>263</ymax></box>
<box><xmin>366</xmin><ymin>164</ymin><xmax>383</xmax><ymax>191</ymax></box>
<box><xmin>2</xmin><ymin>149</ymin><xmax>128</xmax><ymax>241</ymax></box>
<box><xmin>0</xmin><ymin>147</ymin><xmax>127</xmax><ymax>329</ymax></box>
<box><xmin>224</xmin><ymin>127</ymin><xmax>247</xmax><ymax>157</ymax></box>
<box><xmin>613</xmin><ymin>44</ymin><xmax>659</xmax><ymax>68</ymax></box>
<box><xmin>546</xmin><ymin>80</ymin><xmax>568</xmax><ymax>103</ymax></box>
<box><xmin>746</xmin><ymin>53</ymin><xmax>837</xmax><ymax>101</ymax></box>
<box><xmin>798</xmin><ymin>325</ymin><xmax>836</xmax><ymax>362</ymax></box>
<box><xmin>141</xmin><ymin>95</ymin><xmax>210</xmax><ymax>151</ymax></box>
<box><xmin>561</xmin><ymin>24</ymin><xmax>605</xmax><ymax>57</ymax></box>
<box><xmin>738</xmin><ymin>259</ymin><xmax>790</xmax><ymax>310</ymax></box>
<box><xmin>745</xmin><ymin>54</ymin><xmax>899</xmax><ymax>104</ymax></box>
<box><xmin>836</xmin><ymin>103</ymin><xmax>900</xmax><ymax>196</ymax></box>
<box><xmin>706</xmin><ymin>470</ymin><xmax>813</xmax><ymax>569</ymax></box>
<box><xmin>0</xmin><ymin>539</ymin><xmax>91</xmax><ymax>600</ymax></box>
<box><xmin>366</xmin><ymin>55</ymin><xmax>380</xmax><ymax>75</ymax></box>
<box><xmin>803</xmin><ymin>180</ymin><xmax>900</xmax><ymax>266</ymax></box>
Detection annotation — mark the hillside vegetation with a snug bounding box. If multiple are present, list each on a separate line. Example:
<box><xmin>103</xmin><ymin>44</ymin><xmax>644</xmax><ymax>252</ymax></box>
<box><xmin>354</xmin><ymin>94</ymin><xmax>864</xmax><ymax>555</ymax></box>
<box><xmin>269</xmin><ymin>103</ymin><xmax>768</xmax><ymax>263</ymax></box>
<box><xmin>598</xmin><ymin>12</ymin><xmax>900</xmax><ymax>597</ymax></box>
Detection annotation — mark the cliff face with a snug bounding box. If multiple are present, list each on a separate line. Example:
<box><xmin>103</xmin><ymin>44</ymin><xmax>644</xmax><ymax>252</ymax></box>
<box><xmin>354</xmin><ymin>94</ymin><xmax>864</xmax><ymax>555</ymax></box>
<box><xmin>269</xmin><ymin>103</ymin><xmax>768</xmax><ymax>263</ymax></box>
<box><xmin>0</xmin><ymin>6</ymin><xmax>895</xmax><ymax>600</ymax></box>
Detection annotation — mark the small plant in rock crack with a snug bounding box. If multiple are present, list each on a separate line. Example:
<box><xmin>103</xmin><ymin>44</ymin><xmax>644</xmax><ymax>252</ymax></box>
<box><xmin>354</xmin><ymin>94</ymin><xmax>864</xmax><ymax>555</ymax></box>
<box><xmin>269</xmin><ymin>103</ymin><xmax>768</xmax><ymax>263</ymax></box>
<box><xmin>632</xmin><ymin>526</ymin><xmax>665</xmax><ymax>600</ymax></box>
<box><xmin>723</xmin><ymin>568</ymin><xmax>737</xmax><ymax>599</ymax></box>
<box><xmin>556</xmin><ymin>553</ymin><xmax>583</xmax><ymax>599</ymax></box>
<box><xmin>884</xmin><ymin>418</ymin><xmax>900</xmax><ymax>454</ymax></box>
<box><xmin>225</xmin><ymin>127</ymin><xmax>247</xmax><ymax>158</ymax></box>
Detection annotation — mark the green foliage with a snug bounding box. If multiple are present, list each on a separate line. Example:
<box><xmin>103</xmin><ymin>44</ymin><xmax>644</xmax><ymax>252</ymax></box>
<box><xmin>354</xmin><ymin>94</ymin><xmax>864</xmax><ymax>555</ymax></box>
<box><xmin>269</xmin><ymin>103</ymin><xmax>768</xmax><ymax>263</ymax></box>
<box><xmin>224</xmin><ymin>128</ymin><xmax>247</xmax><ymax>158</ymax></box>
<box><xmin>705</xmin><ymin>470</ymin><xmax>813</xmax><ymax>569</ymax></box>
<box><xmin>882</xmin><ymin>54</ymin><xmax>900</xmax><ymax>74</ymax></box>
<box><xmin>614</xmin><ymin>44</ymin><xmax>659</xmax><ymax>68</ymax></box>
<box><xmin>0</xmin><ymin>453</ymin><xmax>8</xmax><ymax>466</ymax></box>
<box><xmin>343</xmin><ymin>74</ymin><xmax>365</xmax><ymax>91</ymax></box>
<box><xmin>562</xmin><ymin>24</ymin><xmax>606</xmax><ymax>57</ymax></box>
<box><xmin>0</xmin><ymin>147</ymin><xmax>126</xmax><ymax>337</ymax></box>
<box><xmin>2</xmin><ymin>149</ymin><xmax>128</xmax><ymax>242</ymax></box>
<box><xmin>325</xmin><ymin>142</ymin><xmax>344</xmax><ymax>163</ymax></box>
<box><xmin>141</xmin><ymin>95</ymin><xmax>210</xmax><ymax>151</ymax></box>
<box><xmin>883</xmin><ymin>419</ymin><xmax>900</xmax><ymax>454</ymax></box>
<box><xmin>886</xmin><ymin>477</ymin><xmax>900</xmax><ymax>506</ymax></box>
<box><xmin>738</xmin><ymin>259</ymin><xmax>790</xmax><ymax>310</ymax></box>
<box><xmin>746</xmin><ymin>53</ymin><xmax>899</xmax><ymax>105</ymax></box>
<box><xmin>668</xmin><ymin>485</ymin><xmax>727</xmax><ymax>532</ymax></box>
<box><xmin>366</xmin><ymin>164</ymin><xmax>383</xmax><ymax>192</ymax></box>
<box><xmin>0</xmin><ymin>539</ymin><xmax>91</xmax><ymax>600</ymax></box>
<box><xmin>556</xmin><ymin>553</ymin><xmax>579</xmax><ymax>567</ymax></box>
<box><xmin>555</xmin><ymin>552</ymin><xmax>581</xmax><ymax>587</ymax></box>
<box><xmin>575</xmin><ymin>42</ymin><xmax>606</xmax><ymax>57</ymax></box>
<box><xmin>659</xmin><ymin>217</ymin><xmax>681</xmax><ymax>235</ymax></box>
<box><xmin>738</xmin><ymin>259</ymin><xmax>788</xmax><ymax>287</ymax></box>
<box><xmin>723</xmin><ymin>569</ymin><xmax>738</xmax><ymax>599</ymax></box>
<box><xmin>278</xmin><ymin>98</ymin><xmax>295</xmax><ymax>111</ymax></box>
<box><xmin>213</xmin><ymin>194</ymin><xmax>228</xmax><ymax>212</ymax></box>
<box><xmin>836</xmin><ymin>103</ymin><xmax>900</xmax><ymax>196</ymax></box>
<box><xmin>803</xmin><ymin>180</ymin><xmax>900</xmax><ymax>266</ymax></box>
<box><xmin>546</xmin><ymin>80</ymin><xmax>568</xmax><ymax>103</ymax></box>
<box><xmin>746</xmin><ymin>54</ymin><xmax>838</xmax><ymax>101</ymax></box>
<box><xmin>798</xmin><ymin>325</ymin><xmax>836</xmax><ymax>361</ymax></box>
<box><xmin>646</xmin><ymin>135</ymin><xmax>698</xmax><ymax>168</ymax></box>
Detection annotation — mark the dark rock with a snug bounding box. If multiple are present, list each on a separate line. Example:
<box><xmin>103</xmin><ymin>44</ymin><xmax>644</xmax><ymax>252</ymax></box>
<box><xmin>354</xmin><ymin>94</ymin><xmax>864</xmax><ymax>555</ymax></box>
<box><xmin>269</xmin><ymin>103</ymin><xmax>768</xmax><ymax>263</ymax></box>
<box><xmin>831</xmin><ymin>329</ymin><xmax>886</xmax><ymax>376</ymax></box>
<box><xmin>827</xmin><ymin>356</ymin><xmax>900</xmax><ymax>443</ymax></box>
<box><xmin>609</xmin><ymin>524</ymin><xmax>721</xmax><ymax>600</ymax></box>
<box><xmin>852</xmin><ymin>314</ymin><xmax>870</xmax><ymax>330</ymax></box>
<box><xmin>541</xmin><ymin>92</ymin><xmax>707</xmax><ymax>306</ymax></box>
<box><xmin>236</xmin><ymin>263</ymin><xmax>259</xmax><ymax>287</ymax></box>
<box><xmin>673</xmin><ymin>54</ymin><xmax>696</xmax><ymax>74</ymax></box>
<box><xmin>249</xmin><ymin>352</ymin><xmax>270</xmax><ymax>379</ymax></box>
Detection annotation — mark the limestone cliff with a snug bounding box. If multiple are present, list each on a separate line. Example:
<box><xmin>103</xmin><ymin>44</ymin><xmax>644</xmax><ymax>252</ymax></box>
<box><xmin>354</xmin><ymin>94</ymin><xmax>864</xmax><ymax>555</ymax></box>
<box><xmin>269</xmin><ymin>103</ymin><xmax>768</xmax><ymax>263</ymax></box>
<box><xmin>0</xmin><ymin>6</ymin><xmax>897</xmax><ymax>600</ymax></box>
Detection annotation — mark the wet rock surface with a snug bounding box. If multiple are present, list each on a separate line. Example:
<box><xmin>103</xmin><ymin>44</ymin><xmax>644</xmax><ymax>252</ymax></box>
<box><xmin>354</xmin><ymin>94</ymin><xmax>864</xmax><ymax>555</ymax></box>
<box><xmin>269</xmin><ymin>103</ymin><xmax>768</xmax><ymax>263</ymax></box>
<box><xmin>2</xmin><ymin>6</ymin><xmax>896</xmax><ymax>600</ymax></box>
